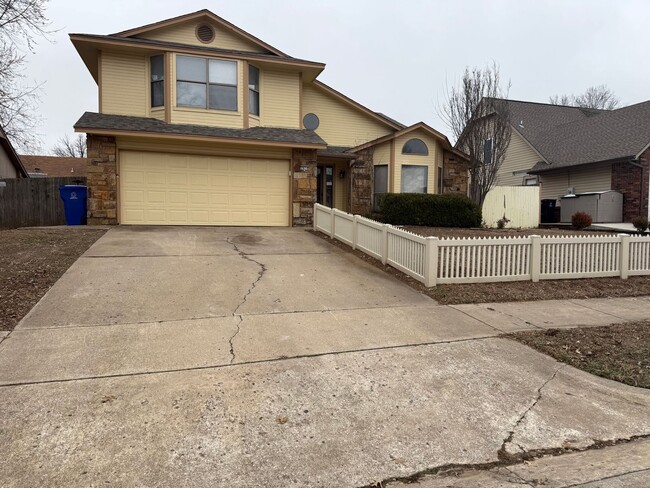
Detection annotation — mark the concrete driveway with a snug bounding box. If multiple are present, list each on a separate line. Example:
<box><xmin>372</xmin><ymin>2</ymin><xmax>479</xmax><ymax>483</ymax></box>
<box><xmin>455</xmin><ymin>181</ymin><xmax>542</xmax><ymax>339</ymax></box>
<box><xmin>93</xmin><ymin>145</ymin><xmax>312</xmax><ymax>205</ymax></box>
<box><xmin>0</xmin><ymin>227</ymin><xmax>648</xmax><ymax>487</ymax></box>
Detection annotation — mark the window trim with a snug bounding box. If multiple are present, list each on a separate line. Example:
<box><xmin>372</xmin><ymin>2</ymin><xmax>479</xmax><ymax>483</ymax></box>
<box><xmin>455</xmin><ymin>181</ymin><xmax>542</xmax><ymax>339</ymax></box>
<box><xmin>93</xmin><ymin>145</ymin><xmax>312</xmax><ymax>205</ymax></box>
<box><xmin>175</xmin><ymin>55</ymin><xmax>239</xmax><ymax>113</ymax></box>
<box><xmin>248</xmin><ymin>64</ymin><xmax>260</xmax><ymax>117</ymax></box>
<box><xmin>401</xmin><ymin>138</ymin><xmax>429</xmax><ymax>156</ymax></box>
<box><xmin>400</xmin><ymin>164</ymin><xmax>429</xmax><ymax>194</ymax></box>
<box><xmin>373</xmin><ymin>163</ymin><xmax>389</xmax><ymax>194</ymax></box>
<box><xmin>150</xmin><ymin>54</ymin><xmax>165</xmax><ymax>109</ymax></box>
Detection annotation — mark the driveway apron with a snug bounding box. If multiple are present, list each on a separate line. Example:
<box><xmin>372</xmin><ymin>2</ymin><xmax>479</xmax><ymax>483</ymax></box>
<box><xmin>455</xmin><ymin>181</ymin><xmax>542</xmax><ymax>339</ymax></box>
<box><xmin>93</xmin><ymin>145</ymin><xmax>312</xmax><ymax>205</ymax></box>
<box><xmin>0</xmin><ymin>226</ymin><xmax>648</xmax><ymax>487</ymax></box>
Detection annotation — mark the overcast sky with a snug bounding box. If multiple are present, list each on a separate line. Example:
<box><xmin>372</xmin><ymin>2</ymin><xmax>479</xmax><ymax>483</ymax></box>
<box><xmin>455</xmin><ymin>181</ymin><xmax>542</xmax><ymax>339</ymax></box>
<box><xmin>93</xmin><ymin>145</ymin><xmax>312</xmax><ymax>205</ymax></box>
<box><xmin>21</xmin><ymin>0</ymin><xmax>650</xmax><ymax>154</ymax></box>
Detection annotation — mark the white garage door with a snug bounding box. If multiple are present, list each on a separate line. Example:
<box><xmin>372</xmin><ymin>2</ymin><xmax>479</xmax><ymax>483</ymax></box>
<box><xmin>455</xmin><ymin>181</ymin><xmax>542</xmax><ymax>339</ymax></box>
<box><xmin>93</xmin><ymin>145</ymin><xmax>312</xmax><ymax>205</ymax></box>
<box><xmin>120</xmin><ymin>151</ymin><xmax>290</xmax><ymax>226</ymax></box>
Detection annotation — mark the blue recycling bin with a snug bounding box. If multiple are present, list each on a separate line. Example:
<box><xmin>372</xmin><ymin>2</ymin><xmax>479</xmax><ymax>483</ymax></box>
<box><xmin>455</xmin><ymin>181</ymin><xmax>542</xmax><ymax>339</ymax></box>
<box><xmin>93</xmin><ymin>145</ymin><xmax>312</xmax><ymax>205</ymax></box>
<box><xmin>59</xmin><ymin>185</ymin><xmax>87</xmax><ymax>225</ymax></box>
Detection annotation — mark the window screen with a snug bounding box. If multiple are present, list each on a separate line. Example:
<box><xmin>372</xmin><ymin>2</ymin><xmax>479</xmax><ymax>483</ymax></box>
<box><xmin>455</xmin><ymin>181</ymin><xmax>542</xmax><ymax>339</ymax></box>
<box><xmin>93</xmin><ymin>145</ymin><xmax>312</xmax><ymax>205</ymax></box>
<box><xmin>176</xmin><ymin>55</ymin><xmax>238</xmax><ymax>111</ymax></box>
<box><xmin>248</xmin><ymin>65</ymin><xmax>260</xmax><ymax>116</ymax></box>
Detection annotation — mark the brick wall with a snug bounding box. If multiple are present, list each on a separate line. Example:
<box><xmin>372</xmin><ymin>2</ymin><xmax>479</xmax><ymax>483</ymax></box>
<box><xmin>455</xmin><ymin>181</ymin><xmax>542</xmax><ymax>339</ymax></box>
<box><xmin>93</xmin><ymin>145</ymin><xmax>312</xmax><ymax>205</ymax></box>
<box><xmin>86</xmin><ymin>134</ymin><xmax>118</xmax><ymax>225</ymax></box>
<box><xmin>291</xmin><ymin>148</ymin><xmax>317</xmax><ymax>226</ymax></box>
<box><xmin>611</xmin><ymin>150</ymin><xmax>649</xmax><ymax>222</ymax></box>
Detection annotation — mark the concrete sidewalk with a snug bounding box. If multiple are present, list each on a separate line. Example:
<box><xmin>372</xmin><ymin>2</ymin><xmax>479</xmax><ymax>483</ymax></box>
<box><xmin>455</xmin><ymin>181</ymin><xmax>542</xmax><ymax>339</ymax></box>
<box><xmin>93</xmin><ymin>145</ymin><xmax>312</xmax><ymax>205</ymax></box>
<box><xmin>0</xmin><ymin>226</ymin><xmax>648</xmax><ymax>487</ymax></box>
<box><xmin>391</xmin><ymin>438</ymin><xmax>650</xmax><ymax>487</ymax></box>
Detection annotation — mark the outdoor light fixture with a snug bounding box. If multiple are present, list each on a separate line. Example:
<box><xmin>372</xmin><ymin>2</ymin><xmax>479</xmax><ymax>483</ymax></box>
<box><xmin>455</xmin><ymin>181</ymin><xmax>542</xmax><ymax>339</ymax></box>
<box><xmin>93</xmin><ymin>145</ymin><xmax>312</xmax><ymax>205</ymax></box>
<box><xmin>299</xmin><ymin>164</ymin><xmax>309</xmax><ymax>172</ymax></box>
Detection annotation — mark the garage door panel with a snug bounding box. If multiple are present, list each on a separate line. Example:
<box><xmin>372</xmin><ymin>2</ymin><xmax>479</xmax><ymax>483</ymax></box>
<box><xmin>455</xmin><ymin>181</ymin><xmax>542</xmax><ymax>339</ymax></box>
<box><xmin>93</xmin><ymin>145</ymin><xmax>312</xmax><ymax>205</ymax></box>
<box><xmin>120</xmin><ymin>151</ymin><xmax>290</xmax><ymax>226</ymax></box>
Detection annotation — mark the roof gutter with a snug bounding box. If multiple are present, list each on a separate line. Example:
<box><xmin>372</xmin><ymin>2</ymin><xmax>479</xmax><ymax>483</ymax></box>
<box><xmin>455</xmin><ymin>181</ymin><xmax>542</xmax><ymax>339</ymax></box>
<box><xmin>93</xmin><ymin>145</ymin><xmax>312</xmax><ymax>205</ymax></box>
<box><xmin>528</xmin><ymin>155</ymin><xmax>637</xmax><ymax>175</ymax></box>
<box><xmin>74</xmin><ymin>126</ymin><xmax>327</xmax><ymax>150</ymax></box>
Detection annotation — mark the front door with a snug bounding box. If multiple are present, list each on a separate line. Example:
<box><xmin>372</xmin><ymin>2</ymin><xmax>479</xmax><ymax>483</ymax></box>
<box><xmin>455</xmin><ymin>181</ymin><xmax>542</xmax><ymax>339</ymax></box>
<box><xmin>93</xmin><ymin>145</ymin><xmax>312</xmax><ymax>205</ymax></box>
<box><xmin>316</xmin><ymin>165</ymin><xmax>334</xmax><ymax>208</ymax></box>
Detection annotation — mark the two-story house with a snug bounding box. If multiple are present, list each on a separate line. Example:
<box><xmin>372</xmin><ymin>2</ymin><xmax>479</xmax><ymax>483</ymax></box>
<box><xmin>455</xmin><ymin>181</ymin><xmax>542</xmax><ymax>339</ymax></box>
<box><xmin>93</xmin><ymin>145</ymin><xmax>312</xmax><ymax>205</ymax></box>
<box><xmin>72</xmin><ymin>9</ymin><xmax>467</xmax><ymax>226</ymax></box>
<box><xmin>493</xmin><ymin>98</ymin><xmax>650</xmax><ymax>222</ymax></box>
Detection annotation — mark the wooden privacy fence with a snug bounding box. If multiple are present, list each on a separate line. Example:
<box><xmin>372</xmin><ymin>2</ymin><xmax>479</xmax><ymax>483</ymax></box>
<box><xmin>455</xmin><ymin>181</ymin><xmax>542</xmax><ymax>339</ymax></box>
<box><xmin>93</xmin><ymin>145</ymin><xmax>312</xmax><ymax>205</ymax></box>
<box><xmin>313</xmin><ymin>203</ymin><xmax>650</xmax><ymax>287</ymax></box>
<box><xmin>0</xmin><ymin>177</ymin><xmax>86</xmax><ymax>228</ymax></box>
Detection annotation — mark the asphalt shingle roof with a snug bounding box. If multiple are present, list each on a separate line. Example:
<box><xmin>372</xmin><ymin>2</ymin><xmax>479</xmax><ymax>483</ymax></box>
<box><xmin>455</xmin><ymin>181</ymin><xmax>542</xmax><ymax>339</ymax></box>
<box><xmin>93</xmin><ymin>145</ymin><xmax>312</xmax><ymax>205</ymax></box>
<box><xmin>74</xmin><ymin>112</ymin><xmax>327</xmax><ymax>147</ymax></box>
<box><xmin>497</xmin><ymin>99</ymin><xmax>650</xmax><ymax>173</ymax></box>
<box><xmin>20</xmin><ymin>155</ymin><xmax>88</xmax><ymax>177</ymax></box>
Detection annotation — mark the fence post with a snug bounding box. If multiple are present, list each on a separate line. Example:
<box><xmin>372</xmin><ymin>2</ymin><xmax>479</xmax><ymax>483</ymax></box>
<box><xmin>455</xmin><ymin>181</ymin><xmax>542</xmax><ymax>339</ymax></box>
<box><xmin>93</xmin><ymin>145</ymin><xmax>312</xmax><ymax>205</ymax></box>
<box><xmin>313</xmin><ymin>203</ymin><xmax>318</xmax><ymax>231</ymax></box>
<box><xmin>620</xmin><ymin>234</ymin><xmax>630</xmax><ymax>280</ymax></box>
<box><xmin>330</xmin><ymin>208</ymin><xmax>335</xmax><ymax>239</ymax></box>
<box><xmin>530</xmin><ymin>235</ymin><xmax>541</xmax><ymax>282</ymax></box>
<box><xmin>352</xmin><ymin>215</ymin><xmax>358</xmax><ymax>250</ymax></box>
<box><xmin>424</xmin><ymin>237</ymin><xmax>438</xmax><ymax>287</ymax></box>
<box><xmin>381</xmin><ymin>224</ymin><xmax>389</xmax><ymax>265</ymax></box>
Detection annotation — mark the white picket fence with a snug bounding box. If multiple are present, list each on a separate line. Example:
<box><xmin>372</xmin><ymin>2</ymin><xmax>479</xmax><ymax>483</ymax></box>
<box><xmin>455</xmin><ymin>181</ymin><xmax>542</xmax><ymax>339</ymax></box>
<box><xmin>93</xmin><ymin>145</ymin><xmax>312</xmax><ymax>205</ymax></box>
<box><xmin>313</xmin><ymin>203</ymin><xmax>650</xmax><ymax>287</ymax></box>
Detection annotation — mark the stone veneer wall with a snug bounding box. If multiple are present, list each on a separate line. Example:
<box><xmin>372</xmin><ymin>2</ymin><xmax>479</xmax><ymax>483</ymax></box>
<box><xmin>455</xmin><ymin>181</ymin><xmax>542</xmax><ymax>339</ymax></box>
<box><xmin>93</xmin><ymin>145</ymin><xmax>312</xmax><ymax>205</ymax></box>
<box><xmin>350</xmin><ymin>149</ymin><xmax>372</xmax><ymax>216</ymax></box>
<box><xmin>291</xmin><ymin>148</ymin><xmax>317</xmax><ymax>226</ymax></box>
<box><xmin>611</xmin><ymin>150</ymin><xmax>649</xmax><ymax>222</ymax></box>
<box><xmin>86</xmin><ymin>134</ymin><xmax>118</xmax><ymax>225</ymax></box>
<box><xmin>442</xmin><ymin>150</ymin><xmax>469</xmax><ymax>195</ymax></box>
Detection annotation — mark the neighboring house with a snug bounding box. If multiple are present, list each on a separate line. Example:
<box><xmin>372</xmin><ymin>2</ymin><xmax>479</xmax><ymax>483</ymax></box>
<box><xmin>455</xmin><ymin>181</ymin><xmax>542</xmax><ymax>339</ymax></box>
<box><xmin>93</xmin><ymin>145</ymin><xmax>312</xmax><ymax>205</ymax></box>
<box><xmin>70</xmin><ymin>9</ymin><xmax>467</xmax><ymax>226</ymax></box>
<box><xmin>494</xmin><ymin>99</ymin><xmax>650</xmax><ymax>222</ymax></box>
<box><xmin>0</xmin><ymin>127</ymin><xmax>29</xmax><ymax>179</ymax></box>
<box><xmin>20</xmin><ymin>155</ymin><xmax>89</xmax><ymax>178</ymax></box>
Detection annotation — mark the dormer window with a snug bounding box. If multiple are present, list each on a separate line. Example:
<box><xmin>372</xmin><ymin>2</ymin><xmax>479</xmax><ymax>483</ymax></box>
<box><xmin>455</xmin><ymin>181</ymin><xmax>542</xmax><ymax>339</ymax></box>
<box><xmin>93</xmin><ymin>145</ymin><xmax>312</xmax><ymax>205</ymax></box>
<box><xmin>150</xmin><ymin>55</ymin><xmax>164</xmax><ymax>108</ymax></box>
<box><xmin>248</xmin><ymin>64</ymin><xmax>260</xmax><ymax>116</ymax></box>
<box><xmin>176</xmin><ymin>55</ymin><xmax>238</xmax><ymax>111</ymax></box>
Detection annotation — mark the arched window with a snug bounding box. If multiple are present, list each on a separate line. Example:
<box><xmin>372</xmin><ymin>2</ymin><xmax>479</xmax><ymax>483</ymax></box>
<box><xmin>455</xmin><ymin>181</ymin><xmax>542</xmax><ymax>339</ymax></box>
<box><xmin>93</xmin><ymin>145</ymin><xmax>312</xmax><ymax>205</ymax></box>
<box><xmin>402</xmin><ymin>138</ymin><xmax>428</xmax><ymax>155</ymax></box>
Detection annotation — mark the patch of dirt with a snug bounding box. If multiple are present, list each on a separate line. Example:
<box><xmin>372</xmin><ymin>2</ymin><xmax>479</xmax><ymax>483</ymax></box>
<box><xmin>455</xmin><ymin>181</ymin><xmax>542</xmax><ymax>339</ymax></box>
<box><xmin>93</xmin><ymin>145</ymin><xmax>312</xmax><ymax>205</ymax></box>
<box><xmin>509</xmin><ymin>322</ymin><xmax>650</xmax><ymax>388</ymax></box>
<box><xmin>0</xmin><ymin>228</ymin><xmax>106</xmax><ymax>331</ymax></box>
<box><xmin>402</xmin><ymin>226</ymin><xmax>613</xmax><ymax>239</ymax></box>
<box><xmin>309</xmin><ymin>230</ymin><xmax>650</xmax><ymax>305</ymax></box>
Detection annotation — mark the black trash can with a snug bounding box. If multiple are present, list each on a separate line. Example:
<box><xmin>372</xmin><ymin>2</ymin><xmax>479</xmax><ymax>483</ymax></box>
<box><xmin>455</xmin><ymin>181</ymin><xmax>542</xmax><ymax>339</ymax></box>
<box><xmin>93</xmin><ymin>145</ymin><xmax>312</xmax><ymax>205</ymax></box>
<box><xmin>59</xmin><ymin>185</ymin><xmax>87</xmax><ymax>225</ymax></box>
<box><xmin>540</xmin><ymin>199</ymin><xmax>557</xmax><ymax>224</ymax></box>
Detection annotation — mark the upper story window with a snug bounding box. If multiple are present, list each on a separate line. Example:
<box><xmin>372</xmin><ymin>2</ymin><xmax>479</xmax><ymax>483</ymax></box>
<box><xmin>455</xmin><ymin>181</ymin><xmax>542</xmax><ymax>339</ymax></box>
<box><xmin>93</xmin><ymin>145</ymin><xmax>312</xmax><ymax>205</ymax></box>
<box><xmin>176</xmin><ymin>55</ymin><xmax>238</xmax><ymax>111</ymax></box>
<box><xmin>402</xmin><ymin>138</ymin><xmax>428</xmax><ymax>155</ymax></box>
<box><xmin>483</xmin><ymin>138</ymin><xmax>493</xmax><ymax>164</ymax></box>
<box><xmin>150</xmin><ymin>55</ymin><xmax>164</xmax><ymax>108</ymax></box>
<box><xmin>248</xmin><ymin>64</ymin><xmax>260</xmax><ymax>116</ymax></box>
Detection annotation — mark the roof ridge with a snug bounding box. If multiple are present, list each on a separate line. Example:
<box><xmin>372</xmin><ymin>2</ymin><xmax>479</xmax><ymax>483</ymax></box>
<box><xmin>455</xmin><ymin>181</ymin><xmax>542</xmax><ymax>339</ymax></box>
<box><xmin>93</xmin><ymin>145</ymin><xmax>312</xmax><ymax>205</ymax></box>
<box><xmin>492</xmin><ymin>96</ymin><xmax>608</xmax><ymax>112</ymax></box>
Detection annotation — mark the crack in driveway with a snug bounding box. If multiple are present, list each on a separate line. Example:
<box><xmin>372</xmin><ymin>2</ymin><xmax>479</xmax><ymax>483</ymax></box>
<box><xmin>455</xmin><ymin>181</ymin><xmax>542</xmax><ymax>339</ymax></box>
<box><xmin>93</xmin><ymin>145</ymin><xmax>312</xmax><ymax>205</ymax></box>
<box><xmin>226</xmin><ymin>237</ymin><xmax>267</xmax><ymax>363</ymax></box>
<box><xmin>498</xmin><ymin>364</ymin><xmax>567</xmax><ymax>460</ymax></box>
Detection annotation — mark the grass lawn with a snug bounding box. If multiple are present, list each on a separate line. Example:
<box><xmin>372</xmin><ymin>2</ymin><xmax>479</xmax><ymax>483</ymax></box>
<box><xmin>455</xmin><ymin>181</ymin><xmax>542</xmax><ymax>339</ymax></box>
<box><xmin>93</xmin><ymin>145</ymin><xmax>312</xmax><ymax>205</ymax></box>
<box><xmin>509</xmin><ymin>323</ymin><xmax>650</xmax><ymax>389</ymax></box>
<box><xmin>0</xmin><ymin>227</ymin><xmax>106</xmax><ymax>331</ymax></box>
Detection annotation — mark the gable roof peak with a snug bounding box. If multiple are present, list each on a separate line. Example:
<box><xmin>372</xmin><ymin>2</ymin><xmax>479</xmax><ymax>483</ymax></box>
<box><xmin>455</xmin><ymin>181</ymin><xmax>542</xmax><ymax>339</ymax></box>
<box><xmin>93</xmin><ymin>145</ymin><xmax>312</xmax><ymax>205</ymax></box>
<box><xmin>110</xmin><ymin>9</ymin><xmax>289</xmax><ymax>57</ymax></box>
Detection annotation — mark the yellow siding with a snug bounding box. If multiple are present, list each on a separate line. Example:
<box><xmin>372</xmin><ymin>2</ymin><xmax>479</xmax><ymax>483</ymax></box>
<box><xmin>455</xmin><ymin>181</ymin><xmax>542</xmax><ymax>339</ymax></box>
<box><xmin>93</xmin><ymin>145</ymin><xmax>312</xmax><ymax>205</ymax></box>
<box><xmin>137</xmin><ymin>21</ymin><xmax>268</xmax><ymax>53</ymax></box>
<box><xmin>150</xmin><ymin>109</ymin><xmax>165</xmax><ymax>121</ymax></box>
<box><xmin>249</xmin><ymin>116</ymin><xmax>261</xmax><ymax>127</ymax></box>
<box><xmin>394</xmin><ymin>130</ymin><xmax>441</xmax><ymax>194</ymax></box>
<box><xmin>496</xmin><ymin>130</ymin><xmax>543</xmax><ymax>186</ymax></box>
<box><xmin>372</xmin><ymin>141</ymin><xmax>392</xmax><ymax>164</ymax></box>
<box><xmin>170</xmin><ymin>54</ymin><xmax>244</xmax><ymax>128</ymax></box>
<box><xmin>540</xmin><ymin>163</ymin><xmax>612</xmax><ymax>200</ymax></box>
<box><xmin>116</xmin><ymin>136</ymin><xmax>292</xmax><ymax>160</ymax></box>
<box><xmin>329</xmin><ymin>161</ymin><xmax>349</xmax><ymax>212</ymax></box>
<box><xmin>101</xmin><ymin>51</ymin><xmax>147</xmax><ymax>117</ymax></box>
<box><xmin>260</xmin><ymin>70</ymin><xmax>300</xmax><ymax>128</ymax></box>
<box><xmin>302</xmin><ymin>84</ymin><xmax>393</xmax><ymax>146</ymax></box>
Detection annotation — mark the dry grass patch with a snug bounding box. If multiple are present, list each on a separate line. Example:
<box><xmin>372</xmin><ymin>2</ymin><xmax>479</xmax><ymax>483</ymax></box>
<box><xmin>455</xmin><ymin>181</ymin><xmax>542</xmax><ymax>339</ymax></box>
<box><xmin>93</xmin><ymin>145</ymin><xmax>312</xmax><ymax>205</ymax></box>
<box><xmin>0</xmin><ymin>228</ymin><xmax>105</xmax><ymax>331</ymax></box>
<box><xmin>509</xmin><ymin>322</ymin><xmax>650</xmax><ymax>389</ymax></box>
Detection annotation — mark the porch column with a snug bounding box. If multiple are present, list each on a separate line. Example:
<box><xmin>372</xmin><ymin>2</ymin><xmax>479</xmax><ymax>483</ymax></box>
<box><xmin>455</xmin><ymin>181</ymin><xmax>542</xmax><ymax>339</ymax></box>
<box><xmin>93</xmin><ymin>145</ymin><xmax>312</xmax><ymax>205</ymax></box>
<box><xmin>292</xmin><ymin>148</ymin><xmax>318</xmax><ymax>226</ymax></box>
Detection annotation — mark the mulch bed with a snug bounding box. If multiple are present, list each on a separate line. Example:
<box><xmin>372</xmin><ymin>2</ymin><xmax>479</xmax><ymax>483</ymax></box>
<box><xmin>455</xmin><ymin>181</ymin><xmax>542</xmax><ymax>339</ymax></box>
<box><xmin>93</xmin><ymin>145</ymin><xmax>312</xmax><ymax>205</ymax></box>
<box><xmin>0</xmin><ymin>228</ymin><xmax>106</xmax><ymax>331</ymax></box>
<box><xmin>509</xmin><ymin>323</ymin><xmax>650</xmax><ymax>389</ymax></box>
<box><xmin>310</xmin><ymin>230</ymin><xmax>650</xmax><ymax>305</ymax></box>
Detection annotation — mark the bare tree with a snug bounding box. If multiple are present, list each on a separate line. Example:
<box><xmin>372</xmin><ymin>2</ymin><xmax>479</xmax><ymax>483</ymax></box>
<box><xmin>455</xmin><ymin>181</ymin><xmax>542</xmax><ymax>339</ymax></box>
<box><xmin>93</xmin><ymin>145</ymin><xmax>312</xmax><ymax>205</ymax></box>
<box><xmin>0</xmin><ymin>0</ymin><xmax>53</xmax><ymax>152</ymax></box>
<box><xmin>52</xmin><ymin>134</ymin><xmax>86</xmax><ymax>157</ymax></box>
<box><xmin>549</xmin><ymin>84</ymin><xmax>620</xmax><ymax>110</ymax></box>
<box><xmin>441</xmin><ymin>63</ymin><xmax>512</xmax><ymax>206</ymax></box>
